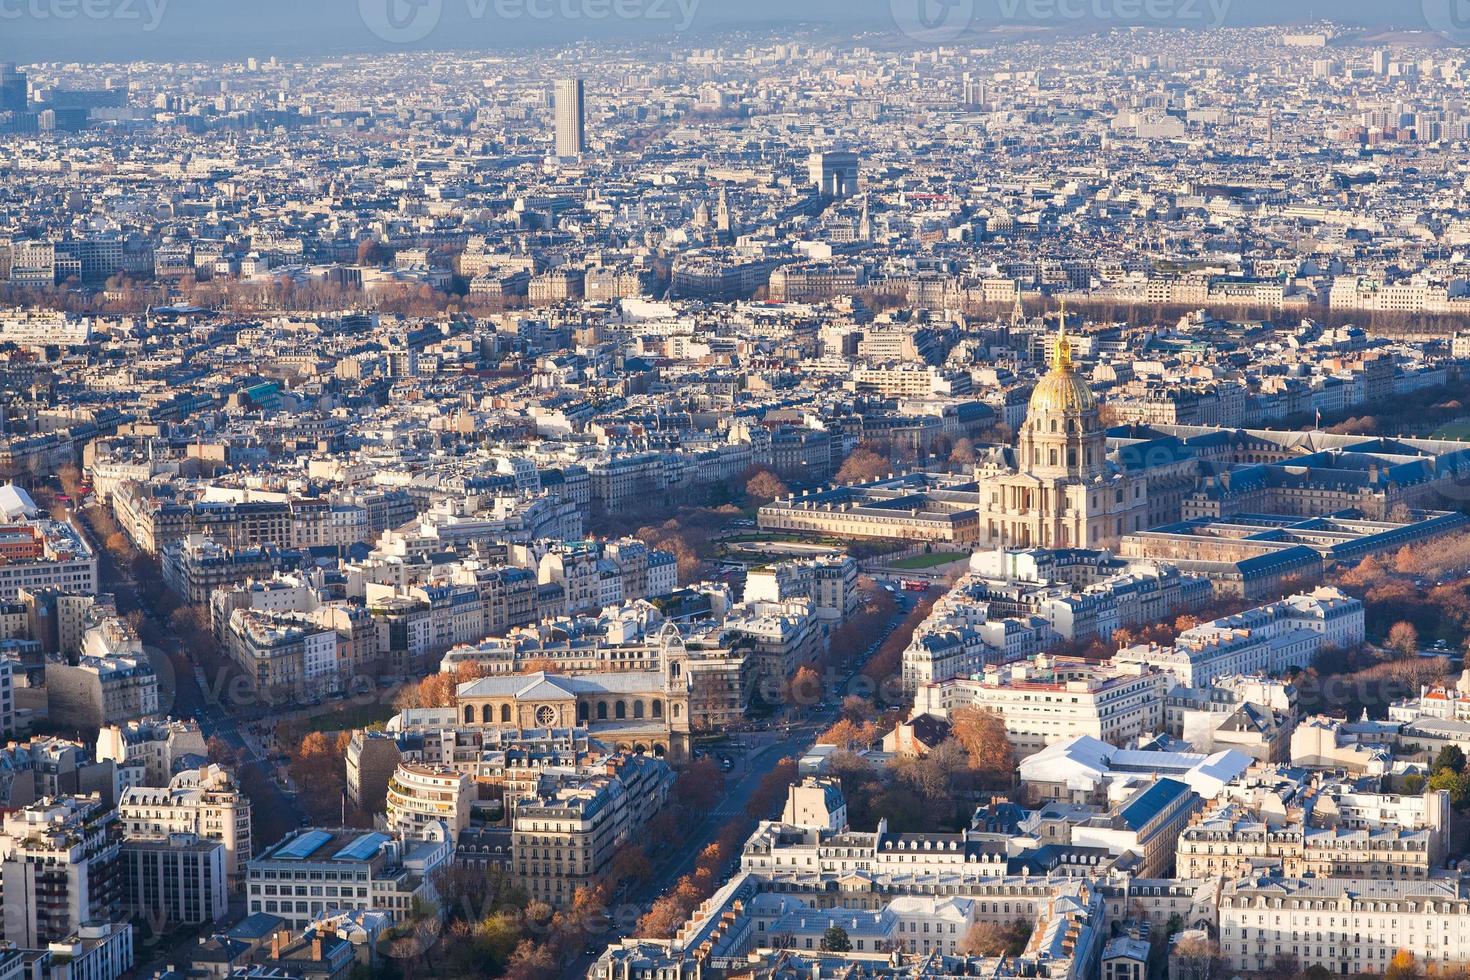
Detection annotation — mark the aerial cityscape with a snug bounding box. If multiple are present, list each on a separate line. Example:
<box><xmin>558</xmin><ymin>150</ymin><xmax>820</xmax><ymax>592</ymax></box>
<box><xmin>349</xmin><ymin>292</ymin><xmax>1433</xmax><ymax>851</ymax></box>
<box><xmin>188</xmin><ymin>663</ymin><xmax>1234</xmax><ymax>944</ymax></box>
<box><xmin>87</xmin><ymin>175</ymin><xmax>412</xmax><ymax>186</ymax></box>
<box><xmin>5</xmin><ymin>4</ymin><xmax>1470</xmax><ymax>980</ymax></box>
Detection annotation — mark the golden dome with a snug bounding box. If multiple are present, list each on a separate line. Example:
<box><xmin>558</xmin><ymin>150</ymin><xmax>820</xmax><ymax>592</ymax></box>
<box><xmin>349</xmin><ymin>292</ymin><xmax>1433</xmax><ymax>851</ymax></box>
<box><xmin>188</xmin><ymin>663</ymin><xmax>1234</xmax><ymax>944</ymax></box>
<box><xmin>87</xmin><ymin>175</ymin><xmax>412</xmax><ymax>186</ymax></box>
<box><xmin>1028</xmin><ymin>320</ymin><xmax>1095</xmax><ymax>416</ymax></box>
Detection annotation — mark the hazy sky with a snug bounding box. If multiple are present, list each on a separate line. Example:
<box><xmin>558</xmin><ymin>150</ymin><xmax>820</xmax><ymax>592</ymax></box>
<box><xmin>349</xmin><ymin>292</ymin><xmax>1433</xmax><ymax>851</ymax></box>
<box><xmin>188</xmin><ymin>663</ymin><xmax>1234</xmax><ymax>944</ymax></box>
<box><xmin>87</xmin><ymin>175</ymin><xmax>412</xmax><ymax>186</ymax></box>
<box><xmin>0</xmin><ymin>0</ymin><xmax>1444</xmax><ymax>63</ymax></box>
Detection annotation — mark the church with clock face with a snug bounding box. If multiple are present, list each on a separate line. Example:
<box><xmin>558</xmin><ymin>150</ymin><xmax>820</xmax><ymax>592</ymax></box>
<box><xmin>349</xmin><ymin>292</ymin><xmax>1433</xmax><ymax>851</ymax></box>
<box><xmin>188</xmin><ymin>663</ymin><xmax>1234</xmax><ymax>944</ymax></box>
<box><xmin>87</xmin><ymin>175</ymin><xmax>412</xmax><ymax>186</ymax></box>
<box><xmin>973</xmin><ymin>317</ymin><xmax>1150</xmax><ymax>550</ymax></box>
<box><xmin>454</xmin><ymin>638</ymin><xmax>693</xmax><ymax>762</ymax></box>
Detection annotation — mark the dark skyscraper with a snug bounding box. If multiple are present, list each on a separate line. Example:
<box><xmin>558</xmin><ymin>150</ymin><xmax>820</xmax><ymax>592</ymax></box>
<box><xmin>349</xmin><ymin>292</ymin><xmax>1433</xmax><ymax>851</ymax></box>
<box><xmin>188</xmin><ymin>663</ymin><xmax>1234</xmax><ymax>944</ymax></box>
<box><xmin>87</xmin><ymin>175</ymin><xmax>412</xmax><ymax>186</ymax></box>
<box><xmin>0</xmin><ymin>64</ymin><xmax>28</xmax><ymax>114</ymax></box>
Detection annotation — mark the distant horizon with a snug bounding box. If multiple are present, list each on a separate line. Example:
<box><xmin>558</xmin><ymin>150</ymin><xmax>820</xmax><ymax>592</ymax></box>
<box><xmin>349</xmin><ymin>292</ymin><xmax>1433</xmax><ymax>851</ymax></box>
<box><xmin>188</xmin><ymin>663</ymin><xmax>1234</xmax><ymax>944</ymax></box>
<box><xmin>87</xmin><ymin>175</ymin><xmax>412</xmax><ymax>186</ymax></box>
<box><xmin>0</xmin><ymin>0</ymin><xmax>1454</xmax><ymax>65</ymax></box>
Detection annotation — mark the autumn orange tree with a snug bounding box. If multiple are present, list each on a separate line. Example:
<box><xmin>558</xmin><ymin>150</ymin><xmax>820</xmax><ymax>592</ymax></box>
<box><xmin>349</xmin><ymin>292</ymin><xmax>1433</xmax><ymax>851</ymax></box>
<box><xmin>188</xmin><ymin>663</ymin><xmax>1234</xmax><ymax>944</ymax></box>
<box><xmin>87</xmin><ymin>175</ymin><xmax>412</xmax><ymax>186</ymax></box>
<box><xmin>1337</xmin><ymin>554</ymin><xmax>1388</xmax><ymax>589</ymax></box>
<box><xmin>790</xmin><ymin>665</ymin><xmax>822</xmax><ymax>707</ymax></box>
<box><xmin>1388</xmin><ymin>621</ymin><xmax>1421</xmax><ymax>657</ymax></box>
<box><xmin>206</xmin><ymin>736</ymin><xmax>242</xmax><ymax>768</ymax></box>
<box><xmin>818</xmin><ymin>718</ymin><xmax>879</xmax><ymax>750</ymax></box>
<box><xmin>949</xmin><ymin>438</ymin><xmax>978</xmax><ymax>468</ymax></box>
<box><xmin>863</xmin><ymin>593</ymin><xmax>939</xmax><ymax>701</ymax></box>
<box><xmin>289</xmin><ymin>730</ymin><xmax>352</xmax><ymax>823</ymax></box>
<box><xmin>397</xmin><ymin>662</ymin><xmax>494</xmax><ymax>710</ymax></box>
<box><xmin>958</xmin><ymin>921</ymin><xmax>1008</xmax><ymax>956</ymax></box>
<box><xmin>950</xmin><ymin>707</ymin><xmax>1015</xmax><ymax>785</ymax></box>
<box><xmin>56</xmin><ymin>462</ymin><xmax>83</xmax><ymax>498</ymax></box>
<box><xmin>675</xmin><ymin>756</ymin><xmax>724</xmax><ymax>811</ymax></box>
<box><xmin>634</xmin><ymin>822</ymin><xmax>749</xmax><ymax>939</ymax></box>
<box><xmin>959</xmin><ymin>919</ymin><xmax>1032</xmax><ymax>957</ymax></box>
<box><xmin>519</xmin><ymin>657</ymin><xmax>561</xmax><ymax>674</ymax></box>
<box><xmin>637</xmin><ymin>894</ymin><xmax>688</xmax><ymax>939</ymax></box>
<box><xmin>836</xmin><ymin>446</ymin><xmax>890</xmax><ymax>485</ymax></box>
<box><xmin>395</xmin><ymin>673</ymin><xmax>456</xmax><ymax>709</ymax></box>
<box><xmin>744</xmin><ymin>758</ymin><xmax>798</xmax><ymax>819</ymax></box>
<box><xmin>565</xmin><ymin>884</ymin><xmax>609</xmax><ymax>938</ymax></box>
<box><xmin>822</xmin><ymin>578</ymin><xmax>898</xmax><ymax>672</ymax></box>
<box><xmin>744</xmin><ymin>467</ymin><xmax>789</xmax><ymax>503</ymax></box>
<box><xmin>1386</xmin><ymin>950</ymin><xmax>1420</xmax><ymax>980</ymax></box>
<box><xmin>839</xmin><ymin>695</ymin><xmax>877</xmax><ymax>724</ymax></box>
<box><xmin>608</xmin><ymin>843</ymin><xmax>651</xmax><ymax>886</ymax></box>
<box><xmin>634</xmin><ymin>518</ymin><xmax>704</xmax><ymax>583</ymax></box>
<box><xmin>1171</xmin><ymin>934</ymin><xmax>1226</xmax><ymax>980</ymax></box>
<box><xmin>503</xmin><ymin>939</ymin><xmax>558</xmax><ymax>980</ymax></box>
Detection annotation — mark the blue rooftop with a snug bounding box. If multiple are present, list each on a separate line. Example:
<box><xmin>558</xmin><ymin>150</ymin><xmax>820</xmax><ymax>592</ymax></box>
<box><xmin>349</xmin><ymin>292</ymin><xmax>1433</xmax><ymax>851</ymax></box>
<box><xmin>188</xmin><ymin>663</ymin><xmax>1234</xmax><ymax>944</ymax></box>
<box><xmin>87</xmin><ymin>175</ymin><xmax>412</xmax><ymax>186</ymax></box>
<box><xmin>1118</xmin><ymin>778</ymin><xmax>1192</xmax><ymax>832</ymax></box>
<box><xmin>334</xmin><ymin>832</ymin><xmax>390</xmax><ymax>862</ymax></box>
<box><xmin>276</xmin><ymin>830</ymin><xmax>333</xmax><ymax>860</ymax></box>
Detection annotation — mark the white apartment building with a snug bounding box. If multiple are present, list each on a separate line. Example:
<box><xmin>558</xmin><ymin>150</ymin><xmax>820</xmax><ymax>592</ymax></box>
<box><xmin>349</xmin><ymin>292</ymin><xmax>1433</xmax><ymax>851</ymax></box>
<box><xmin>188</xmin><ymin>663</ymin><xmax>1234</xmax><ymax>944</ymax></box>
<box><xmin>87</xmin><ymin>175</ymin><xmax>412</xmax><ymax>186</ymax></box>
<box><xmin>912</xmin><ymin>655</ymin><xmax>1171</xmax><ymax>757</ymax></box>
<box><xmin>511</xmin><ymin>754</ymin><xmax>673</xmax><ymax>908</ymax></box>
<box><xmin>117</xmin><ymin>764</ymin><xmax>253</xmax><ymax>881</ymax></box>
<box><xmin>902</xmin><ymin>626</ymin><xmax>992</xmax><ymax>692</ymax></box>
<box><xmin>1114</xmin><ymin>588</ymin><xmax>1363</xmax><ymax>688</ymax></box>
<box><xmin>1390</xmin><ymin>670</ymin><xmax>1470</xmax><ymax>723</ymax></box>
<box><xmin>0</xmin><ymin>795</ymin><xmax>121</xmax><ymax>947</ymax></box>
<box><xmin>0</xmin><ymin>517</ymin><xmax>98</xmax><ymax>599</ymax></box>
<box><xmin>222</xmin><ymin>607</ymin><xmax>339</xmax><ymax>694</ymax></box>
<box><xmin>742</xmin><ymin>554</ymin><xmax>860</xmax><ymax>626</ymax></box>
<box><xmin>79</xmin><ymin>616</ymin><xmax>142</xmax><ymax>661</ymax></box>
<box><xmin>1179</xmin><ymin>809</ymin><xmax>1437</xmax><ymax>882</ymax></box>
<box><xmin>0</xmin><ymin>309</ymin><xmax>94</xmax><ymax>346</ymax></box>
<box><xmin>0</xmin><ymin>657</ymin><xmax>13</xmax><ymax>739</ymax></box>
<box><xmin>384</xmin><ymin>763</ymin><xmax>472</xmax><ymax>839</ymax></box>
<box><xmin>1070</xmin><ymin>777</ymin><xmax>1200</xmax><ymax>878</ymax></box>
<box><xmin>723</xmin><ymin>598</ymin><xmax>823</xmax><ymax>682</ymax></box>
<box><xmin>1219</xmin><ymin>877</ymin><xmax>1470</xmax><ymax>976</ymax></box>
<box><xmin>246</xmin><ymin>826</ymin><xmax>452</xmax><ymax>930</ymax></box>
<box><xmin>95</xmin><ymin>718</ymin><xmax>208</xmax><ymax>787</ymax></box>
<box><xmin>741</xmin><ymin>821</ymin><xmax>1009</xmax><ymax>879</ymax></box>
<box><xmin>30</xmin><ymin>922</ymin><xmax>133</xmax><ymax>980</ymax></box>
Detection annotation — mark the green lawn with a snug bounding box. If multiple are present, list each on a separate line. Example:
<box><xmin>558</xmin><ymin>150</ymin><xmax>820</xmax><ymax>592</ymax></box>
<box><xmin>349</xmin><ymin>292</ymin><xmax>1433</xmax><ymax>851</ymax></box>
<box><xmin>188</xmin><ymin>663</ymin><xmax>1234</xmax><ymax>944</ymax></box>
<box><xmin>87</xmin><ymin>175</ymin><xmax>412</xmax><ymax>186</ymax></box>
<box><xmin>1430</xmin><ymin>421</ymin><xmax>1470</xmax><ymax>441</ymax></box>
<box><xmin>306</xmin><ymin>703</ymin><xmax>398</xmax><ymax>734</ymax></box>
<box><xmin>889</xmin><ymin>552</ymin><xmax>969</xmax><ymax>570</ymax></box>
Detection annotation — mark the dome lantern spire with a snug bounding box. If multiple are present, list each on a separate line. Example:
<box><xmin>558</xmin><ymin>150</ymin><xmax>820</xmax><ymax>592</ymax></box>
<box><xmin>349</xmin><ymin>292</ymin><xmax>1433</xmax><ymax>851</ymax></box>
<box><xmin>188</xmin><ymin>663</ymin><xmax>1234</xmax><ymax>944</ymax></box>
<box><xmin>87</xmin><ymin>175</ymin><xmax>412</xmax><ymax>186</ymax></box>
<box><xmin>1028</xmin><ymin>298</ymin><xmax>1093</xmax><ymax>418</ymax></box>
<box><xmin>1053</xmin><ymin>299</ymin><xmax>1072</xmax><ymax>373</ymax></box>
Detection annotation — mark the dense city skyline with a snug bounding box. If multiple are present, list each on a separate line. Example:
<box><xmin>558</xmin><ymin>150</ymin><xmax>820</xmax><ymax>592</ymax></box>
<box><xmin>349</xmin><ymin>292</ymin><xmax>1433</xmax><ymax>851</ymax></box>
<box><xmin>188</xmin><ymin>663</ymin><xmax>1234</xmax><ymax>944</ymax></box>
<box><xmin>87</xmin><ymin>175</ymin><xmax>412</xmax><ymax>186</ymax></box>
<box><xmin>3</xmin><ymin>9</ymin><xmax>1470</xmax><ymax>980</ymax></box>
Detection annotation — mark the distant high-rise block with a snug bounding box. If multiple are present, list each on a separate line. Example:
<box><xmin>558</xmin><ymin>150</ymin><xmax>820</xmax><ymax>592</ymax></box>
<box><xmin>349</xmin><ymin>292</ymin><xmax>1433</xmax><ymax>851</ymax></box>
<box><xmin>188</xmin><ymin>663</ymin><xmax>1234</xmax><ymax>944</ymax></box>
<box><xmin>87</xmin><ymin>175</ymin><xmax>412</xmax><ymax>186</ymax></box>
<box><xmin>0</xmin><ymin>63</ymin><xmax>27</xmax><ymax>114</ymax></box>
<box><xmin>554</xmin><ymin>77</ymin><xmax>586</xmax><ymax>159</ymax></box>
<box><xmin>962</xmin><ymin>73</ymin><xmax>987</xmax><ymax>108</ymax></box>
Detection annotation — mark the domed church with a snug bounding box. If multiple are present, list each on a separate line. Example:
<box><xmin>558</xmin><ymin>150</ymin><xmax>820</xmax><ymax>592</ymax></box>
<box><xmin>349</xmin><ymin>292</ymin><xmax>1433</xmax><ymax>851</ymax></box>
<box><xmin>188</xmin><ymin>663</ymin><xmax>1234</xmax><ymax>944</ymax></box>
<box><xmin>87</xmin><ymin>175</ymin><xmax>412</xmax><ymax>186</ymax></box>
<box><xmin>973</xmin><ymin>311</ymin><xmax>1150</xmax><ymax>549</ymax></box>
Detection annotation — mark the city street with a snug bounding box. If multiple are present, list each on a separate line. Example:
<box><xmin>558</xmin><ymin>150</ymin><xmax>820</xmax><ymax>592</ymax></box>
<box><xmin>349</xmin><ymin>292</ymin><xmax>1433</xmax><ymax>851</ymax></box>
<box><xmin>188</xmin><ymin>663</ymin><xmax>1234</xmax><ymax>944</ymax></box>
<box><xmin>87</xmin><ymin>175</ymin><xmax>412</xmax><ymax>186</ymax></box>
<box><xmin>77</xmin><ymin>506</ymin><xmax>309</xmax><ymax>849</ymax></box>
<box><xmin>557</xmin><ymin>599</ymin><xmax>913</xmax><ymax>980</ymax></box>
